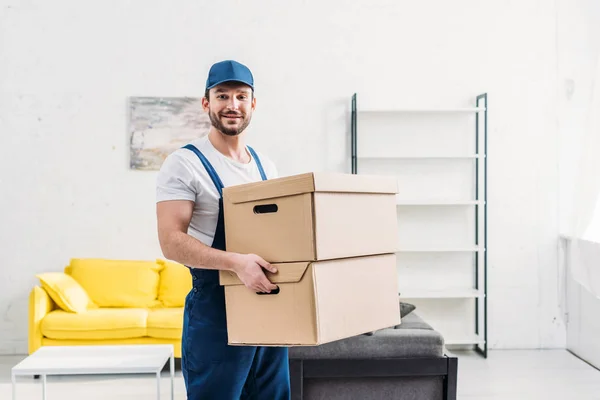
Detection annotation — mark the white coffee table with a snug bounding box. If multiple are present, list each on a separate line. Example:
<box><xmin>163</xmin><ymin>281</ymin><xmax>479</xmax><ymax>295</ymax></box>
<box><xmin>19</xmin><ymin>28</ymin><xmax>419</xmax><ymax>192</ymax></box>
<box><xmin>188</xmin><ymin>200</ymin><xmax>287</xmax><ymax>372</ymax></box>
<box><xmin>11</xmin><ymin>344</ymin><xmax>175</xmax><ymax>400</ymax></box>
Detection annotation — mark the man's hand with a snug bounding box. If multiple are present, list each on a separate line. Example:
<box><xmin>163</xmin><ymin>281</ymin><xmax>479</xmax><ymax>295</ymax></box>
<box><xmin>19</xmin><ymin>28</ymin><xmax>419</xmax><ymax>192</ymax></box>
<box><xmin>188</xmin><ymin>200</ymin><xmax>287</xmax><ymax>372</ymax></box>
<box><xmin>231</xmin><ymin>253</ymin><xmax>279</xmax><ymax>293</ymax></box>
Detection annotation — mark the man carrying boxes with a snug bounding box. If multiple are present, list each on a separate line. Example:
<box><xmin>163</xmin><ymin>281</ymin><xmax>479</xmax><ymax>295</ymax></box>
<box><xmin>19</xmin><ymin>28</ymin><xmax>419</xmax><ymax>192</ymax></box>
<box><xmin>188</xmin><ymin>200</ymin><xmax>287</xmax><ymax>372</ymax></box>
<box><xmin>156</xmin><ymin>60</ymin><xmax>290</xmax><ymax>400</ymax></box>
<box><xmin>156</xmin><ymin>60</ymin><xmax>402</xmax><ymax>400</ymax></box>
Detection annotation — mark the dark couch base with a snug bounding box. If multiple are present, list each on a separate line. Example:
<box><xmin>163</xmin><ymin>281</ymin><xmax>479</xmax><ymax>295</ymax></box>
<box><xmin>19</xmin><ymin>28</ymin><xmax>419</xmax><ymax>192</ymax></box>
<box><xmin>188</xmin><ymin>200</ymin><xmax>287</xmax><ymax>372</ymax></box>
<box><xmin>290</xmin><ymin>356</ymin><xmax>457</xmax><ymax>400</ymax></box>
<box><xmin>301</xmin><ymin>376</ymin><xmax>443</xmax><ymax>400</ymax></box>
<box><xmin>288</xmin><ymin>312</ymin><xmax>457</xmax><ymax>400</ymax></box>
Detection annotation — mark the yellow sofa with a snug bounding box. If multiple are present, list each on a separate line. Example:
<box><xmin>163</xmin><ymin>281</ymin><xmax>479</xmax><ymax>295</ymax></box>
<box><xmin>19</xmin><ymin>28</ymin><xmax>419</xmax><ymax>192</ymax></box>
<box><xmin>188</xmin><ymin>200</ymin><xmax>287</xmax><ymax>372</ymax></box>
<box><xmin>28</xmin><ymin>258</ymin><xmax>192</xmax><ymax>358</ymax></box>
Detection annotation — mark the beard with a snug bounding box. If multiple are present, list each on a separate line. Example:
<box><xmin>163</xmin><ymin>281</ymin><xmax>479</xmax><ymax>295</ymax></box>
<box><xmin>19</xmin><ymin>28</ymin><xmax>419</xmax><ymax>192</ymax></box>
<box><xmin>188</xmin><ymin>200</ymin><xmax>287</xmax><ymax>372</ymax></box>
<box><xmin>208</xmin><ymin>109</ymin><xmax>252</xmax><ymax>137</ymax></box>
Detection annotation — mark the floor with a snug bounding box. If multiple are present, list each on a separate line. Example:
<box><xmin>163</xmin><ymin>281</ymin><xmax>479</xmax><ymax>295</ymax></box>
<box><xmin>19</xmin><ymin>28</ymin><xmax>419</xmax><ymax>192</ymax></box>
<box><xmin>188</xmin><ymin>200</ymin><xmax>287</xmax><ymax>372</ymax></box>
<box><xmin>450</xmin><ymin>350</ymin><xmax>600</xmax><ymax>399</ymax></box>
<box><xmin>0</xmin><ymin>350</ymin><xmax>599</xmax><ymax>399</ymax></box>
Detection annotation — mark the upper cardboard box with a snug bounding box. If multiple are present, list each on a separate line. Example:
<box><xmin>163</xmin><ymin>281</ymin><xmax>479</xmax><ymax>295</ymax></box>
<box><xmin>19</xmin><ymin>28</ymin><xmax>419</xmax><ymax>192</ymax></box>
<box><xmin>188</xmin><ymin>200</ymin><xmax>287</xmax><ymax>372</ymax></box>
<box><xmin>223</xmin><ymin>172</ymin><xmax>399</xmax><ymax>263</ymax></box>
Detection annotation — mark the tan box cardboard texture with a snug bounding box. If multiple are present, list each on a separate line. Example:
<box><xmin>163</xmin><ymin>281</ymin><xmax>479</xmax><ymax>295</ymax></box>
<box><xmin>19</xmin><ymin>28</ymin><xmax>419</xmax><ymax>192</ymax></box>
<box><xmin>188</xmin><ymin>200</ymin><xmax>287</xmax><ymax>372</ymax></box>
<box><xmin>220</xmin><ymin>253</ymin><xmax>400</xmax><ymax>346</ymax></box>
<box><xmin>222</xmin><ymin>172</ymin><xmax>399</xmax><ymax>263</ymax></box>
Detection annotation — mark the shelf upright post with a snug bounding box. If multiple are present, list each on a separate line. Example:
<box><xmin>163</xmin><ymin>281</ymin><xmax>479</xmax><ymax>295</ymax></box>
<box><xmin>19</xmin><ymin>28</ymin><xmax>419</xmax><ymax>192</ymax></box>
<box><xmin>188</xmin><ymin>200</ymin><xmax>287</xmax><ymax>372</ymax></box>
<box><xmin>351</xmin><ymin>93</ymin><xmax>358</xmax><ymax>174</ymax></box>
<box><xmin>475</xmin><ymin>92</ymin><xmax>488</xmax><ymax>358</ymax></box>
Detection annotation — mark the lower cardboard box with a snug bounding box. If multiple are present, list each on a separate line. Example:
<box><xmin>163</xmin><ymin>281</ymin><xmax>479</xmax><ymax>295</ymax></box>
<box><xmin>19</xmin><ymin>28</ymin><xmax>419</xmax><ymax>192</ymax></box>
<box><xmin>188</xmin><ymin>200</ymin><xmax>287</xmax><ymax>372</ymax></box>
<box><xmin>219</xmin><ymin>253</ymin><xmax>400</xmax><ymax>346</ymax></box>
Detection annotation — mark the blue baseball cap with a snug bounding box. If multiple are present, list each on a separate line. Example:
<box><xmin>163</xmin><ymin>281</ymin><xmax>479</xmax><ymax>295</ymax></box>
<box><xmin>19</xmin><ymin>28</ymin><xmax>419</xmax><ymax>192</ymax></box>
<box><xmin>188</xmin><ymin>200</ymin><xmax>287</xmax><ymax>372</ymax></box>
<box><xmin>205</xmin><ymin>60</ymin><xmax>254</xmax><ymax>91</ymax></box>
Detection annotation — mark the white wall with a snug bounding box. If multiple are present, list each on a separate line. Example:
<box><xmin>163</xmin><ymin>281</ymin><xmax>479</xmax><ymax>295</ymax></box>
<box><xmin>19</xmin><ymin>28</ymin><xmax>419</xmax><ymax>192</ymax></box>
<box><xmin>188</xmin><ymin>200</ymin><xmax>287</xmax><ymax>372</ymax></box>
<box><xmin>0</xmin><ymin>0</ymin><xmax>566</xmax><ymax>354</ymax></box>
<box><xmin>556</xmin><ymin>0</ymin><xmax>600</xmax><ymax>369</ymax></box>
<box><xmin>558</xmin><ymin>0</ymin><xmax>600</xmax><ymax>236</ymax></box>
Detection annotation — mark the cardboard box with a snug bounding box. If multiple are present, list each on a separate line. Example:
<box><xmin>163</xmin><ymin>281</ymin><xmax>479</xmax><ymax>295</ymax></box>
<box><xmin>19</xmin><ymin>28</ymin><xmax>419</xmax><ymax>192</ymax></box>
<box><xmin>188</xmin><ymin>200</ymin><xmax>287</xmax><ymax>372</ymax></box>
<box><xmin>222</xmin><ymin>172</ymin><xmax>399</xmax><ymax>263</ymax></box>
<box><xmin>220</xmin><ymin>253</ymin><xmax>400</xmax><ymax>346</ymax></box>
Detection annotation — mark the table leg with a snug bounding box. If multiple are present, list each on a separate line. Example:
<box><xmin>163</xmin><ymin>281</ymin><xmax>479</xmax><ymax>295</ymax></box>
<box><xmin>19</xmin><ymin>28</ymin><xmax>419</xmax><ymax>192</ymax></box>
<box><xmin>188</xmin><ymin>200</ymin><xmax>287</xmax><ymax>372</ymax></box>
<box><xmin>11</xmin><ymin>373</ymin><xmax>15</xmax><ymax>400</ymax></box>
<box><xmin>156</xmin><ymin>371</ymin><xmax>161</xmax><ymax>400</ymax></box>
<box><xmin>170</xmin><ymin>354</ymin><xmax>174</xmax><ymax>400</ymax></box>
<box><xmin>42</xmin><ymin>375</ymin><xmax>47</xmax><ymax>400</ymax></box>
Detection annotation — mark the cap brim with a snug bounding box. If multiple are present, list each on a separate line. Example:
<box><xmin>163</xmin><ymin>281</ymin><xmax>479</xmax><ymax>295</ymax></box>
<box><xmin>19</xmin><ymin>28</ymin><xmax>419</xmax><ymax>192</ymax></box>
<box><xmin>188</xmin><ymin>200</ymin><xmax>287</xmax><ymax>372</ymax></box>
<box><xmin>206</xmin><ymin>79</ymin><xmax>254</xmax><ymax>90</ymax></box>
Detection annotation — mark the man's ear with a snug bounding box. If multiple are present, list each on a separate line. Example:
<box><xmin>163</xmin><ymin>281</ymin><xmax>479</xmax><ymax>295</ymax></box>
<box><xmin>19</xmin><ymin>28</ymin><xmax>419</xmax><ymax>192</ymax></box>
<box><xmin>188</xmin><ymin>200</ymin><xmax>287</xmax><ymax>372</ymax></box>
<box><xmin>201</xmin><ymin>96</ymin><xmax>210</xmax><ymax>112</ymax></box>
<box><xmin>251</xmin><ymin>96</ymin><xmax>256</xmax><ymax>111</ymax></box>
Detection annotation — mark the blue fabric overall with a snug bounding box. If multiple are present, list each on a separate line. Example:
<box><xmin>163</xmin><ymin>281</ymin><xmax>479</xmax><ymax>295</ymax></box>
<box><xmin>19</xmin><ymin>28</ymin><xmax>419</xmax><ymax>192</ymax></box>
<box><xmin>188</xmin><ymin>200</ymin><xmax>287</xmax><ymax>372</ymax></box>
<box><xmin>180</xmin><ymin>144</ymin><xmax>290</xmax><ymax>400</ymax></box>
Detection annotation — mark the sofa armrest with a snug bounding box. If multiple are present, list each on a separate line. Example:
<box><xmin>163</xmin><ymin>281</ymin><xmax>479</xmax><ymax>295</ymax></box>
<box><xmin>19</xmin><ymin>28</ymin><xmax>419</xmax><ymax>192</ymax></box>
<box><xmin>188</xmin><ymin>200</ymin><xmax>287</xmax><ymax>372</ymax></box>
<box><xmin>28</xmin><ymin>285</ymin><xmax>55</xmax><ymax>354</ymax></box>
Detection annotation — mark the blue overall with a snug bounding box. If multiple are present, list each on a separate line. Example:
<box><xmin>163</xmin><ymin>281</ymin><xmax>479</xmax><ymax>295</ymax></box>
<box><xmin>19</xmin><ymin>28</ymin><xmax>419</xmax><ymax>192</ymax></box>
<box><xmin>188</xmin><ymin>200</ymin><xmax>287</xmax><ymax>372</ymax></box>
<box><xmin>180</xmin><ymin>144</ymin><xmax>290</xmax><ymax>400</ymax></box>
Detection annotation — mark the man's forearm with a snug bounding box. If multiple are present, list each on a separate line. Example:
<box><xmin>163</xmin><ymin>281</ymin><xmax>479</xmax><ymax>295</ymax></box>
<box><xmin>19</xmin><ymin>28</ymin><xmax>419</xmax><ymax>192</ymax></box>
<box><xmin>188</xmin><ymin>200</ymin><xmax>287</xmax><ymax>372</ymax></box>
<box><xmin>161</xmin><ymin>231</ymin><xmax>239</xmax><ymax>272</ymax></box>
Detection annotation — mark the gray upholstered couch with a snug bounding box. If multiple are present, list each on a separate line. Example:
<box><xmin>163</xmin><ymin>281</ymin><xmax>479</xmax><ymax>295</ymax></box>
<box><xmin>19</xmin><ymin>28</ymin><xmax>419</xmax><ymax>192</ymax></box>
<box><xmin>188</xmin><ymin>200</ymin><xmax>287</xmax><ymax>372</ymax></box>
<box><xmin>288</xmin><ymin>312</ymin><xmax>457</xmax><ymax>400</ymax></box>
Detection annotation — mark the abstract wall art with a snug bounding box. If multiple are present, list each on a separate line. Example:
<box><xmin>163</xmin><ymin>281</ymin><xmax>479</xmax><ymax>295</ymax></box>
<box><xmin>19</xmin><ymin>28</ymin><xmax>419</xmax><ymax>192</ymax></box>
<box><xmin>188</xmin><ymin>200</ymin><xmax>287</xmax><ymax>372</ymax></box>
<box><xmin>129</xmin><ymin>97</ymin><xmax>210</xmax><ymax>170</ymax></box>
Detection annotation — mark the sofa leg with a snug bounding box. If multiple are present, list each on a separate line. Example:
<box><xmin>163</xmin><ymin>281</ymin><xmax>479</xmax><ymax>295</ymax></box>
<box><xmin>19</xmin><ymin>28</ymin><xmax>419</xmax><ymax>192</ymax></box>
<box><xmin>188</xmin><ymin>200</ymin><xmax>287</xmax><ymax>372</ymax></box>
<box><xmin>289</xmin><ymin>360</ymin><xmax>303</xmax><ymax>400</ymax></box>
<box><xmin>443</xmin><ymin>356</ymin><xmax>458</xmax><ymax>400</ymax></box>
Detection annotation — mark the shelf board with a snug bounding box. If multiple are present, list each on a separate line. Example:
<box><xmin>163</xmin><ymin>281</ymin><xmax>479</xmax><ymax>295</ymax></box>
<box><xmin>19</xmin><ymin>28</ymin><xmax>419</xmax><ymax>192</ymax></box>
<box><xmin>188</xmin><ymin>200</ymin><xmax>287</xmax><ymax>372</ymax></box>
<box><xmin>358</xmin><ymin>107</ymin><xmax>486</xmax><ymax>113</ymax></box>
<box><xmin>445</xmin><ymin>334</ymin><xmax>486</xmax><ymax>346</ymax></box>
<box><xmin>396</xmin><ymin>246</ymin><xmax>484</xmax><ymax>253</ymax></box>
<box><xmin>398</xmin><ymin>288</ymin><xmax>485</xmax><ymax>299</ymax></box>
<box><xmin>396</xmin><ymin>199</ymin><xmax>484</xmax><ymax>206</ymax></box>
<box><xmin>358</xmin><ymin>155</ymin><xmax>484</xmax><ymax>160</ymax></box>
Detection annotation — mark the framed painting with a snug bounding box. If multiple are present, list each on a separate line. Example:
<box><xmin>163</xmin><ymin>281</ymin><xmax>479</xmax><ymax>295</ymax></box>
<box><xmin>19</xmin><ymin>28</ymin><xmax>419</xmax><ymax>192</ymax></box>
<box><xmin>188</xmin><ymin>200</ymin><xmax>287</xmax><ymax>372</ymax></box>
<box><xmin>129</xmin><ymin>96</ymin><xmax>210</xmax><ymax>170</ymax></box>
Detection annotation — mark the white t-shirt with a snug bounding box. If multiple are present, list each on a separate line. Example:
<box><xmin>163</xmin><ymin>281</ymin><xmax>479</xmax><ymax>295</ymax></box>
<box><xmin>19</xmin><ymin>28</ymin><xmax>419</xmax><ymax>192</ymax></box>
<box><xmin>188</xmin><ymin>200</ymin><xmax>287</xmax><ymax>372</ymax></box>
<box><xmin>156</xmin><ymin>136</ymin><xmax>278</xmax><ymax>246</ymax></box>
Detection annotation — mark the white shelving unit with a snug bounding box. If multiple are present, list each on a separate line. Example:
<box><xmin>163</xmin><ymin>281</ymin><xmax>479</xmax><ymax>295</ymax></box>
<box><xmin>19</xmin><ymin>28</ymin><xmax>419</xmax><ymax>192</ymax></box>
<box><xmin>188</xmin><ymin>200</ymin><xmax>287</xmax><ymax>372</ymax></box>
<box><xmin>398</xmin><ymin>288</ymin><xmax>485</xmax><ymax>299</ymax></box>
<box><xmin>351</xmin><ymin>93</ymin><xmax>488</xmax><ymax>357</ymax></box>
<box><xmin>360</xmin><ymin>155</ymin><xmax>483</xmax><ymax>159</ymax></box>
<box><xmin>445</xmin><ymin>334</ymin><xmax>486</xmax><ymax>346</ymax></box>
<box><xmin>358</xmin><ymin>107</ymin><xmax>486</xmax><ymax>113</ymax></box>
<box><xmin>397</xmin><ymin>247</ymin><xmax>483</xmax><ymax>252</ymax></box>
<box><xmin>395</xmin><ymin>199</ymin><xmax>484</xmax><ymax>206</ymax></box>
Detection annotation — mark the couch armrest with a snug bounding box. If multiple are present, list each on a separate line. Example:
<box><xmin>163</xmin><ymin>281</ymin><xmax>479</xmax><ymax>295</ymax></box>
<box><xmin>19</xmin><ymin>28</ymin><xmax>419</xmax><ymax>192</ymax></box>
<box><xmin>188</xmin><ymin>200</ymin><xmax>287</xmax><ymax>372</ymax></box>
<box><xmin>28</xmin><ymin>285</ymin><xmax>55</xmax><ymax>354</ymax></box>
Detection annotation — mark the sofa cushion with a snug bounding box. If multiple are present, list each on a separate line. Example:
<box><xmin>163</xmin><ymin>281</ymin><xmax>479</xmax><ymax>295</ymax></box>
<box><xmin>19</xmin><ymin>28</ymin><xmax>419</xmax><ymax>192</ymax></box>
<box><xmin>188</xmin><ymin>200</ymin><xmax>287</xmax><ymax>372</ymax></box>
<box><xmin>65</xmin><ymin>258</ymin><xmax>163</xmax><ymax>308</ymax></box>
<box><xmin>36</xmin><ymin>272</ymin><xmax>97</xmax><ymax>313</ymax></box>
<box><xmin>147</xmin><ymin>307</ymin><xmax>183</xmax><ymax>339</ymax></box>
<box><xmin>364</xmin><ymin>302</ymin><xmax>416</xmax><ymax>336</ymax></box>
<box><xmin>393</xmin><ymin>312</ymin><xmax>433</xmax><ymax>330</ymax></box>
<box><xmin>289</xmin><ymin>313</ymin><xmax>444</xmax><ymax>359</ymax></box>
<box><xmin>156</xmin><ymin>259</ymin><xmax>192</xmax><ymax>307</ymax></box>
<box><xmin>41</xmin><ymin>308</ymin><xmax>148</xmax><ymax>340</ymax></box>
<box><xmin>400</xmin><ymin>302</ymin><xmax>416</xmax><ymax>318</ymax></box>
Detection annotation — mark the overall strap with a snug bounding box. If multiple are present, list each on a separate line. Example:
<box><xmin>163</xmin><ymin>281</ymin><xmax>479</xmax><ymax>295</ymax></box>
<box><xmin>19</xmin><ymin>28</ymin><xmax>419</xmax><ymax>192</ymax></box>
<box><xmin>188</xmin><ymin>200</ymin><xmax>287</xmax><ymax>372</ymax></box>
<box><xmin>247</xmin><ymin>146</ymin><xmax>267</xmax><ymax>181</ymax></box>
<box><xmin>182</xmin><ymin>144</ymin><xmax>224</xmax><ymax>197</ymax></box>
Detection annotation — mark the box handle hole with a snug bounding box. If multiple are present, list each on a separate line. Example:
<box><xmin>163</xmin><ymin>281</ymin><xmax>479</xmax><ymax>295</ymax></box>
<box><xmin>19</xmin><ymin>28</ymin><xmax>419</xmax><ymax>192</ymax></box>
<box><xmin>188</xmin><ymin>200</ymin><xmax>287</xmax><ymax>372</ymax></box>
<box><xmin>253</xmin><ymin>204</ymin><xmax>278</xmax><ymax>214</ymax></box>
<box><xmin>256</xmin><ymin>286</ymin><xmax>280</xmax><ymax>295</ymax></box>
